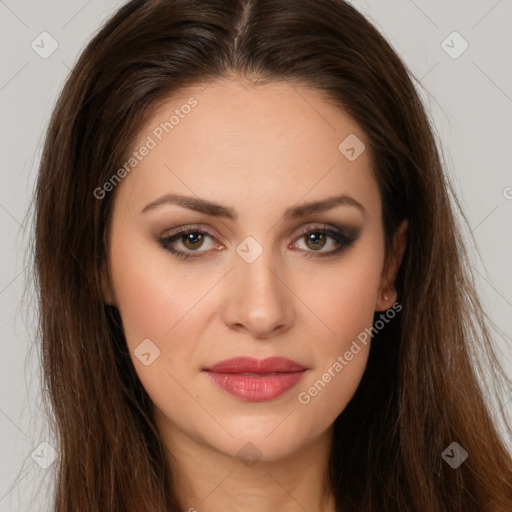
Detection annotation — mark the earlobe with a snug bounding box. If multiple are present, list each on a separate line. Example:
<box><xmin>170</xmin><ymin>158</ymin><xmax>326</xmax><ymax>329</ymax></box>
<box><xmin>376</xmin><ymin>219</ymin><xmax>408</xmax><ymax>311</ymax></box>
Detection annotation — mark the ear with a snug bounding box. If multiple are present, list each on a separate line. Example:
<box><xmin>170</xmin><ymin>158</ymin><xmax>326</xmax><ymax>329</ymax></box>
<box><xmin>100</xmin><ymin>260</ymin><xmax>116</xmax><ymax>306</ymax></box>
<box><xmin>375</xmin><ymin>219</ymin><xmax>408</xmax><ymax>311</ymax></box>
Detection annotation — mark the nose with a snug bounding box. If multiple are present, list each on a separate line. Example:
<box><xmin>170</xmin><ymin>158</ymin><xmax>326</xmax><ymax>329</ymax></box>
<box><xmin>220</xmin><ymin>248</ymin><xmax>295</xmax><ymax>339</ymax></box>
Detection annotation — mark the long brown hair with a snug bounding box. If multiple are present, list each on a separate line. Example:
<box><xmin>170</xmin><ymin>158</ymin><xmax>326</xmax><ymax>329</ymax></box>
<box><xmin>32</xmin><ymin>0</ymin><xmax>512</xmax><ymax>510</ymax></box>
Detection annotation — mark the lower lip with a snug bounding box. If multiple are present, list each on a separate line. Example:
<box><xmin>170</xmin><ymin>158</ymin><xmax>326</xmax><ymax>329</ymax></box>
<box><xmin>205</xmin><ymin>371</ymin><xmax>306</xmax><ymax>401</ymax></box>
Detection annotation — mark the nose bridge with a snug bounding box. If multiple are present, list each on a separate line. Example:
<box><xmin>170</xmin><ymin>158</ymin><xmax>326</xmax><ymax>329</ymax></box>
<box><xmin>238</xmin><ymin>245</ymin><xmax>281</xmax><ymax>297</ymax></box>
<box><xmin>222</xmin><ymin>238</ymin><xmax>294</xmax><ymax>336</ymax></box>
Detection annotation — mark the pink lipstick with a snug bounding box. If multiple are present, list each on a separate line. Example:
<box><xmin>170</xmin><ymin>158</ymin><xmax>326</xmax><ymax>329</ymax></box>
<box><xmin>203</xmin><ymin>356</ymin><xmax>307</xmax><ymax>401</ymax></box>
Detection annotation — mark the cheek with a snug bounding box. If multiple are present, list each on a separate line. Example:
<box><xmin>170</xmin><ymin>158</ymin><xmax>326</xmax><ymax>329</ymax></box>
<box><xmin>294</xmin><ymin>275</ymin><xmax>375</xmax><ymax>434</ymax></box>
<box><xmin>305</xmin><ymin>264</ymin><xmax>380</xmax><ymax>335</ymax></box>
<box><xmin>108</xmin><ymin>239</ymin><xmax>210</xmax><ymax>418</ymax></box>
<box><xmin>107</xmin><ymin>228</ymin><xmax>220</xmax><ymax>404</ymax></box>
<box><xmin>293</xmin><ymin>236</ymin><xmax>384</xmax><ymax>422</ymax></box>
<box><xmin>109</xmin><ymin>229</ymin><xmax>207</xmax><ymax>342</ymax></box>
<box><xmin>296</xmin><ymin>233</ymin><xmax>384</xmax><ymax>345</ymax></box>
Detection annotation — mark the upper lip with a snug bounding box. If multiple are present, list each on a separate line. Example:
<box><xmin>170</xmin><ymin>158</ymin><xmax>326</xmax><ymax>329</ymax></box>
<box><xmin>203</xmin><ymin>356</ymin><xmax>307</xmax><ymax>374</ymax></box>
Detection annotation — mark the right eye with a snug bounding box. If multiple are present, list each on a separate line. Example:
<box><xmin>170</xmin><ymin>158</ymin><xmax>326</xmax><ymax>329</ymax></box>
<box><xmin>159</xmin><ymin>227</ymin><xmax>222</xmax><ymax>260</ymax></box>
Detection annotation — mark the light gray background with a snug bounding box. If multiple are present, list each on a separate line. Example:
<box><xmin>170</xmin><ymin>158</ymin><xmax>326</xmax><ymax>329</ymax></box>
<box><xmin>1</xmin><ymin>0</ymin><xmax>511</xmax><ymax>510</ymax></box>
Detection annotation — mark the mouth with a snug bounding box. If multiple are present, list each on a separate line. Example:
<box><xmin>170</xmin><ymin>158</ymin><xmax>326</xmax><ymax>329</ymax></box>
<box><xmin>202</xmin><ymin>356</ymin><xmax>308</xmax><ymax>401</ymax></box>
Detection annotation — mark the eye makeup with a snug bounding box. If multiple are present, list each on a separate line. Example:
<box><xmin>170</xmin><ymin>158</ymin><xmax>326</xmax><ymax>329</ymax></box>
<box><xmin>158</xmin><ymin>222</ymin><xmax>361</xmax><ymax>261</ymax></box>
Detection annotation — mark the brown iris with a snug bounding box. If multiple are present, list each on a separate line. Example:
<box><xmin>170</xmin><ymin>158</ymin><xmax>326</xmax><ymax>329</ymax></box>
<box><xmin>305</xmin><ymin>232</ymin><xmax>327</xmax><ymax>251</ymax></box>
<box><xmin>182</xmin><ymin>232</ymin><xmax>204</xmax><ymax>250</ymax></box>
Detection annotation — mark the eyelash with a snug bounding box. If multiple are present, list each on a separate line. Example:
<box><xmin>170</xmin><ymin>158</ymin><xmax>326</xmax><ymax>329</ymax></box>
<box><xmin>158</xmin><ymin>224</ymin><xmax>358</xmax><ymax>261</ymax></box>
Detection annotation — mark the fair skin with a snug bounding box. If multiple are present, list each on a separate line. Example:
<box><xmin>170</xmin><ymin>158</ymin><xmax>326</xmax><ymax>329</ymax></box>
<box><xmin>102</xmin><ymin>77</ymin><xmax>407</xmax><ymax>512</ymax></box>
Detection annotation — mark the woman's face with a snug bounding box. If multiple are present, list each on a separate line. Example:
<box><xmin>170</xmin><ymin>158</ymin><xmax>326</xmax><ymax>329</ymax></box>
<box><xmin>103</xmin><ymin>78</ymin><xmax>405</xmax><ymax>462</ymax></box>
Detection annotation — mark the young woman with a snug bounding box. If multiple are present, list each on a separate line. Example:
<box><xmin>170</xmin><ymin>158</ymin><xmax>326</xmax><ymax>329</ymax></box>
<box><xmin>33</xmin><ymin>0</ymin><xmax>512</xmax><ymax>510</ymax></box>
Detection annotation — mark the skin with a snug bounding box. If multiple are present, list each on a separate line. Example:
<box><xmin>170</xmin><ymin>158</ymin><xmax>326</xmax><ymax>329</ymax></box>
<box><xmin>102</xmin><ymin>77</ymin><xmax>407</xmax><ymax>512</ymax></box>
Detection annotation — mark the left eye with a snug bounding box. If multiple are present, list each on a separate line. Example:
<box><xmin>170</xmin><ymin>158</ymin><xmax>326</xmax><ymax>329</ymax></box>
<box><xmin>294</xmin><ymin>230</ymin><xmax>341</xmax><ymax>252</ymax></box>
<box><xmin>290</xmin><ymin>226</ymin><xmax>357</xmax><ymax>259</ymax></box>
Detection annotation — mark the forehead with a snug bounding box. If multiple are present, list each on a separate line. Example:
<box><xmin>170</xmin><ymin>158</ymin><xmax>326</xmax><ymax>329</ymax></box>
<box><xmin>113</xmin><ymin>78</ymin><xmax>381</xmax><ymax>221</ymax></box>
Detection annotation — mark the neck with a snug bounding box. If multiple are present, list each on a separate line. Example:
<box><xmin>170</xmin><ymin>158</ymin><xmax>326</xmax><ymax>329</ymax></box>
<box><xmin>156</xmin><ymin>416</ymin><xmax>337</xmax><ymax>512</ymax></box>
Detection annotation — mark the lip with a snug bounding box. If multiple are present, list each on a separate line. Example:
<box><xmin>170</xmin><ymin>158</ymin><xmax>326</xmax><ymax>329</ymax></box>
<box><xmin>204</xmin><ymin>356</ymin><xmax>307</xmax><ymax>374</ymax></box>
<box><xmin>203</xmin><ymin>357</ymin><xmax>308</xmax><ymax>401</ymax></box>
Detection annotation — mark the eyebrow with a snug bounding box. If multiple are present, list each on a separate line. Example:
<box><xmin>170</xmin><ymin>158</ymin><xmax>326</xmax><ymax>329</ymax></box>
<box><xmin>141</xmin><ymin>193</ymin><xmax>367</xmax><ymax>220</ymax></box>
